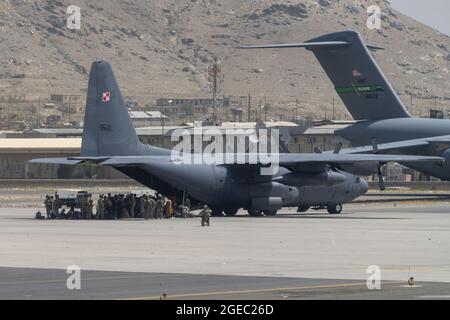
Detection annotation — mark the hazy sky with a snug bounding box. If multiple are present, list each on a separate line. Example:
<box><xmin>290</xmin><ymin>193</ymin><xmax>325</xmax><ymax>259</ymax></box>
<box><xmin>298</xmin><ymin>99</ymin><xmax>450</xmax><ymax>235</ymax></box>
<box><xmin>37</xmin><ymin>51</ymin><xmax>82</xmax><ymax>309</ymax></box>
<box><xmin>389</xmin><ymin>0</ymin><xmax>450</xmax><ymax>36</ymax></box>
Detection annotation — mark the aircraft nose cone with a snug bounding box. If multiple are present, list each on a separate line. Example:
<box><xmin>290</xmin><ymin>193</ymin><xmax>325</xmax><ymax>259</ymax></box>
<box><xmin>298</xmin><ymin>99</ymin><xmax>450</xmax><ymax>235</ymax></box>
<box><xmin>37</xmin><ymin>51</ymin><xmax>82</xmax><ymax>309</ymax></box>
<box><xmin>360</xmin><ymin>178</ymin><xmax>369</xmax><ymax>194</ymax></box>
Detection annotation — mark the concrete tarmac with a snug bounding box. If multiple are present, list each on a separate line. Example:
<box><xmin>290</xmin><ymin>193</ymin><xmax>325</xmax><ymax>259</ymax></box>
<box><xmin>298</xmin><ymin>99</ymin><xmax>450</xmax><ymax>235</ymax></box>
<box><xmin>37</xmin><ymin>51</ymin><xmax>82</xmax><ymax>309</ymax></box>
<box><xmin>1</xmin><ymin>267</ymin><xmax>450</xmax><ymax>300</ymax></box>
<box><xmin>1</xmin><ymin>203</ymin><xmax>450</xmax><ymax>299</ymax></box>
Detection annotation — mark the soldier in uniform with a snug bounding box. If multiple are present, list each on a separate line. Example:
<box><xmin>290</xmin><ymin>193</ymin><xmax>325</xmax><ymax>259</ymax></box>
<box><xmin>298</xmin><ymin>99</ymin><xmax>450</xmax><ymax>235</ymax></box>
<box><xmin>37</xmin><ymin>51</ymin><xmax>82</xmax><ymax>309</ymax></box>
<box><xmin>156</xmin><ymin>194</ymin><xmax>165</xmax><ymax>219</ymax></box>
<box><xmin>200</xmin><ymin>205</ymin><xmax>211</xmax><ymax>227</ymax></box>
<box><xmin>52</xmin><ymin>195</ymin><xmax>59</xmax><ymax>218</ymax></box>
<box><xmin>112</xmin><ymin>195</ymin><xmax>118</xmax><ymax>219</ymax></box>
<box><xmin>106</xmin><ymin>193</ymin><xmax>113</xmax><ymax>217</ymax></box>
<box><xmin>80</xmin><ymin>195</ymin><xmax>86</xmax><ymax>219</ymax></box>
<box><xmin>129</xmin><ymin>194</ymin><xmax>136</xmax><ymax>218</ymax></box>
<box><xmin>149</xmin><ymin>195</ymin><xmax>157</xmax><ymax>219</ymax></box>
<box><xmin>44</xmin><ymin>195</ymin><xmax>52</xmax><ymax>219</ymax></box>
<box><xmin>139</xmin><ymin>195</ymin><xmax>146</xmax><ymax>218</ymax></box>
<box><xmin>87</xmin><ymin>194</ymin><xmax>94</xmax><ymax>220</ymax></box>
<box><xmin>96</xmin><ymin>195</ymin><xmax>105</xmax><ymax>220</ymax></box>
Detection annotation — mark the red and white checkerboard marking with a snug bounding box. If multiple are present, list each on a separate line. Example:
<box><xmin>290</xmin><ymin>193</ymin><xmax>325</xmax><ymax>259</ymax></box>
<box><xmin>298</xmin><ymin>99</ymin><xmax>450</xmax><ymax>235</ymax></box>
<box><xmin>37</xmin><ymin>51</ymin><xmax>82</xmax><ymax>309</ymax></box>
<box><xmin>102</xmin><ymin>91</ymin><xmax>111</xmax><ymax>102</ymax></box>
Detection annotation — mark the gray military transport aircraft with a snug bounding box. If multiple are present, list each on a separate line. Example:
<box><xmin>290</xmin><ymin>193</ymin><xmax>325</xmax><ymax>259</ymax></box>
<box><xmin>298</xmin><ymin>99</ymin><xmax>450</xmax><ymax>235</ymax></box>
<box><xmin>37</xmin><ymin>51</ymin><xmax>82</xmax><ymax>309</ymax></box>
<box><xmin>30</xmin><ymin>61</ymin><xmax>442</xmax><ymax>216</ymax></box>
<box><xmin>239</xmin><ymin>30</ymin><xmax>450</xmax><ymax>186</ymax></box>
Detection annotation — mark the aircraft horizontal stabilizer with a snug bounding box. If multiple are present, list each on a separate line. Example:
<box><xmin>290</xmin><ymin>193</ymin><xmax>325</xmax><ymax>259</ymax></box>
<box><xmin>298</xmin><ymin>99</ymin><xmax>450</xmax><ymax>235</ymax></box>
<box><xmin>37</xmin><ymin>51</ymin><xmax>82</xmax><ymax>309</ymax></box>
<box><xmin>338</xmin><ymin>135</ymin><xmax>450</xmax><ymax>155</ymax></box>
<box><xmin>29</xmin><ymin>156</ymin><xmax>112</xmax><ymax>165</ymax></box>
<box><xmin>28</xmin><ymin>158</ymin><xmax>84</xmax><ymax>165</ymax></box>
<box><xmin>237</xmin><ymin>41</ymin><xmax>349</xmax><ymax>50</ymax></box>
<box><xmin>237</xmin><ymin>41</ymin><xmax>383</xmax><ymax>51</ymax></box>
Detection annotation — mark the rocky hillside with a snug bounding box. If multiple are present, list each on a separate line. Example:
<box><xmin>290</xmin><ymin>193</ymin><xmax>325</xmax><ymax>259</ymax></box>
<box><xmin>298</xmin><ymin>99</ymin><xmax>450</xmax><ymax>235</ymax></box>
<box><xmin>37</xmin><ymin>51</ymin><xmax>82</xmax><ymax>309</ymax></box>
<box><xmin>0</xmin><ymin>0</ymin><xmax>449</xmax><ymax>119</ymax></box>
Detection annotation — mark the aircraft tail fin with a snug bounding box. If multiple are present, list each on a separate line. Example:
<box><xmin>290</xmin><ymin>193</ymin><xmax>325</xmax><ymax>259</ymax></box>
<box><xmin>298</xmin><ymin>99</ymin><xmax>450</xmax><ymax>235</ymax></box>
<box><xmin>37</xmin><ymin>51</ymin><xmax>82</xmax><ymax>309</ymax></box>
<box><xmin>239</xmin><ymin>31</ymin><xmax>411</xmax><ymax>121</ymax></box>
<box><xmin>304</xmin><ymin>31</ymin><xmax>410</xmax><ymax>120</ymax></box>
<box><xmin>81</xmin><ymin>61</ymin><xmax>143</xmax><ymax>157</ymax></box>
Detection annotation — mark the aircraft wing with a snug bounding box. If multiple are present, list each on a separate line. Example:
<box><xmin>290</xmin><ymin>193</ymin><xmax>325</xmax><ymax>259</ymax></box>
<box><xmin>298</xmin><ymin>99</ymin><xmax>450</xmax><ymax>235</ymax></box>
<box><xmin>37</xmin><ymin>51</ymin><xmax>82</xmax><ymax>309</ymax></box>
<box><xmin>30</xmin><ymin>153</ymin><xmax>443</xmax><ymax>172</ymax></box>
<box><xmin>336</xmin><ymin>135</ymin><xmax>450</xmax><ymax>155</ymax></box>
<box><xmin>275</xmin><ymin>153</ymin><xmax>442</xmax><ymax>165</ymax></box>
<box><xmin>93</xmin><ymin>153</ymin><xmax>443</xmax><ymax>170</ymax></box>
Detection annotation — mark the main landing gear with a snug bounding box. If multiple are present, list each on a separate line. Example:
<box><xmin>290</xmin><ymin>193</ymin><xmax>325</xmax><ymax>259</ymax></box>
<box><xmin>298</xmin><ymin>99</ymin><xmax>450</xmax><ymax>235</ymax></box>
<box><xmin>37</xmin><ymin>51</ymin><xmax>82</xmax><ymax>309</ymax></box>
<box><xmin>246</xmin><ymin>209</ymin><xmax>278</xmax><ymax>216</ymax></box>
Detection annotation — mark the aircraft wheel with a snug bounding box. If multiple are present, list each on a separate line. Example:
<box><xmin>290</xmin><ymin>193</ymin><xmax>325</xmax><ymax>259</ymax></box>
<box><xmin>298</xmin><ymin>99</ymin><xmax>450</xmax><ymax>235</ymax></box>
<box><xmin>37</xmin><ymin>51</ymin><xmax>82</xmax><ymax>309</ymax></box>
<box><xmin>211</xmin><ymin>208</ymin><xmax>224</xmax><ymax>217</ymax></box>
<box><xmin>224</xmin><ymin>209</ymin><xmax>238</xmax><ymax>217</ymax></box>
<box><xmin>327</xmin><ymin>204</ymin><xmax>342</xmax><ymax>214</ymax></box>
<box><xmin>297</xmin><ymin>206</ymin><xmax>310</xmax><ymax>213</ymax></box>
<box><xmin>263</xmin><ymin>210</ymin><xmax>277</xmax><ymax>216</ymax></box>
<box><xmin>247</xmin><ymin>209</ymin><xmax>263</xmax><ymax>217</ymax></box>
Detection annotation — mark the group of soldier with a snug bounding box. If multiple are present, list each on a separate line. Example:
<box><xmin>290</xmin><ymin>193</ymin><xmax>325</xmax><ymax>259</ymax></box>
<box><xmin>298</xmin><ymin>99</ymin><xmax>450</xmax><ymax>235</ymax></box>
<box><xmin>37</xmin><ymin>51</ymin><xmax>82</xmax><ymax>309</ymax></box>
<box><xmin>42</xmin><ymin>192</ymin><xmax>95</xmax><ymax>220</ymax></box>
<box><xmin>40</xmin><ymin>192</ymin><xmax>193</xmax><ymax>221</ymax></box>
<box><xmin>95</xmin><ymin>193</ymin><xmax>189</xmax><ymax>220</ymax></box>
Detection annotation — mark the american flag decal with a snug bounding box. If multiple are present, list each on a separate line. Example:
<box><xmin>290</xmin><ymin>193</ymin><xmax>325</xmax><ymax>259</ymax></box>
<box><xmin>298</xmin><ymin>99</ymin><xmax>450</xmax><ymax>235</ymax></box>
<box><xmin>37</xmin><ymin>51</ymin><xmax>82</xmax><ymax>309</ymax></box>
<box><xmin>102</xmin><ymin>91</ymin><xmax>111</xmax><ymax>102</ymax></box>
<box><xmin>352</xmin><ymin>69</ymin><xmax>361</xmax><ymax>77</ymax></box>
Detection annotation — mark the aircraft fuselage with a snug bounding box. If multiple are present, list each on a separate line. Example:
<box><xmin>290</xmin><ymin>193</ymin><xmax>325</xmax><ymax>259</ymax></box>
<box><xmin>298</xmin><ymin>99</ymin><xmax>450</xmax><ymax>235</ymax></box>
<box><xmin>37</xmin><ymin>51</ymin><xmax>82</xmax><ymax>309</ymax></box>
<box><xmin>337</xmin><ymin>117</ymin><xmax>450</xmax><ymax>180</ymax></box>
<box><xmin>114</xmin><ymin>162</ymin><xmax>368</xmax><ymax>213</ymax></box>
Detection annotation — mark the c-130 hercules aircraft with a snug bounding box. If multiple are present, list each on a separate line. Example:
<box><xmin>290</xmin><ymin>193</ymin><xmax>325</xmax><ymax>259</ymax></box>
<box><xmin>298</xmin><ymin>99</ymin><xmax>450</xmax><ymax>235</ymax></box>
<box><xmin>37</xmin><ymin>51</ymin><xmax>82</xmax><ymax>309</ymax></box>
<box><xmin>239</xmin><ymin>30</ymin><xmax>450</xmax><ymax>187</ymax></box>
<box><xmin>30</xmin><ymin>61</ymin><xmax>441</xmax><ymax>216</ymax></box>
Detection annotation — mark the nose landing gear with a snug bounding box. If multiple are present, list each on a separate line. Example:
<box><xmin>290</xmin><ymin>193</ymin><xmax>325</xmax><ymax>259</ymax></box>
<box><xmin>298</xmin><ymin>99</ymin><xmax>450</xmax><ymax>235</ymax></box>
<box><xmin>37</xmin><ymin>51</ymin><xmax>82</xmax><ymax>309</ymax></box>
<box><xmin>327</xmin><ymin>204</ymin><xmax>342</xmax><ymax>214</ymax></box>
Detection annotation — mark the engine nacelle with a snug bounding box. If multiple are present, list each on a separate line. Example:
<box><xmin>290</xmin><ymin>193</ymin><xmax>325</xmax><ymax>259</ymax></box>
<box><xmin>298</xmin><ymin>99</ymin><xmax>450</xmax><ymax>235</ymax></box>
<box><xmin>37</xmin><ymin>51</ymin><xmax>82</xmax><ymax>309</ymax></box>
<box><xmin>247</xmin><ymin>182</ymin><xmax>299</xmax><ymax>210</ymax></box>
<box><xmin>274</xmin><ymin>170</ymin><xmax>346</xmax><ymax>187</ymax></box>
<box><xmin>251</xmin><ymin>197</ymin><xmax>283</xmax><ymax>210</ymax></box>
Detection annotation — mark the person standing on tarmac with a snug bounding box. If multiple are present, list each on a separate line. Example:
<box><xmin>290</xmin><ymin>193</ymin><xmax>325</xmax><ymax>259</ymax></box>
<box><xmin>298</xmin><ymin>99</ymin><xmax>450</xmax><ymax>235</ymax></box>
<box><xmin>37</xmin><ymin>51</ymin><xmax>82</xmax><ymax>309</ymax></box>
<box><xmin>44</xmin><ymin>195</ymin><xmax>52</xmax><ymax>219</ymax></box>
<box><xmin>96</xmin><ymin>195</ymin><xmax>104</xmax><ymax>220</ymax></box>
<box><xmin>166</xmin><ymin>198</ymin><xmax>174</xmax><ymax>219</ymax></box>
<box><xmin>112</xmin><ymin>195</ymin><xmax>118</xmax><ymax>219</ymax></box>
<box><xmin>200</xmin><ymin>205</ymin><xmax>211</xmax><ymax>227</ymax></box>
<box><xmin>139</xmin><ymin>195</ymin><xmax>146</xmax><ymax>218</ymax></box>
<box><xmin>80</xmin><ymin>195</ymin><xmax>86</xmax><ymax>219</ymax></box>
<box><xmin>129</xmin><ymin>194</ymin><xmax>136</xmax><ymax>218</ymax></box>
<box><xmin>150</xmin><ymin>195</ymin><xmax>157</xmax><ymax>219</ymax></box>
<box><xmin>87</xmin><ymin>194</ymin><xmax>94</xmax><ymax>220</ymax></box>
<box><xmin>52</xmin><ymin>195</ymin><xmax>59</xmax><ymax>218</ymax></box>
<box><xmin>156</xmin><ymin>194</ymin><xmax>165</xmax><ymax>219</ymax></box>
<box><xmin>106</xmin><ymin>193</ymin><xmax>113</xmax><ymax>217</ymax></box>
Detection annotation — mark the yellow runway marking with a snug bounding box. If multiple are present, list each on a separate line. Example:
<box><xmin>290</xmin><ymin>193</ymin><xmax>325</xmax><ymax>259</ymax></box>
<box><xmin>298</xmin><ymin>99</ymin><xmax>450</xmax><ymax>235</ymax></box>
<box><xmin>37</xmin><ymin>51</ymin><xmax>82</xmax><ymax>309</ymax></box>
<box><xmin>120</xmin><ymin>281</ymin><xmax>404</xmax><ymax>300</ymax></box>
<box><xmin>0</xmin><ymin>274</ymin><xmax>187</xmax><ymax>286</ymax></box>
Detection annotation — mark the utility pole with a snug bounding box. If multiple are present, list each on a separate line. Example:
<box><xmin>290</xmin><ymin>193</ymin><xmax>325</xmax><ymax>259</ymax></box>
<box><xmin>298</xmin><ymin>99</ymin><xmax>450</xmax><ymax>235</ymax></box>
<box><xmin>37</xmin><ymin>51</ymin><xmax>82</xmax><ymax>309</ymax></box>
<box><xmin>161</xmin><ymin>115</ymin><xmax>165</xmax><ymax>148</ymax></box>
<box><xmin>37</xmin><ymin>98</ymin><xmax>41</xmax><ymax>128</ymax></box>
<box><xmin>68</xmin><ymin>96</ymin><xmax>71</xmax><ymax>125</ymax></box>
<box><xmin>208</xmin><ymin>56</ymin><xmax>222</xmax><ymax>125</ymax></box>
<box><xmin>332</xmin><ymin>97</ymin><xmax>335</xmax><ymax>120</ymax></box>
<box><xmin>247</xmin><ymin>93</ymin><xmax>251</xmax><ymax>122</ymax></box>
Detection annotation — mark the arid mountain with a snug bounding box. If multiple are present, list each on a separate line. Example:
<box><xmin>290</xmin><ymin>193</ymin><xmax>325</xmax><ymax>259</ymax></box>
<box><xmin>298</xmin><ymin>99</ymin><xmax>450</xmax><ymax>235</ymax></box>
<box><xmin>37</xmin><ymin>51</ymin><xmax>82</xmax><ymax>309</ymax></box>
<box><xmin>0</xmin><ymin>0</ymin><xmax>449</xmax><ymax>120</ymax></box>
